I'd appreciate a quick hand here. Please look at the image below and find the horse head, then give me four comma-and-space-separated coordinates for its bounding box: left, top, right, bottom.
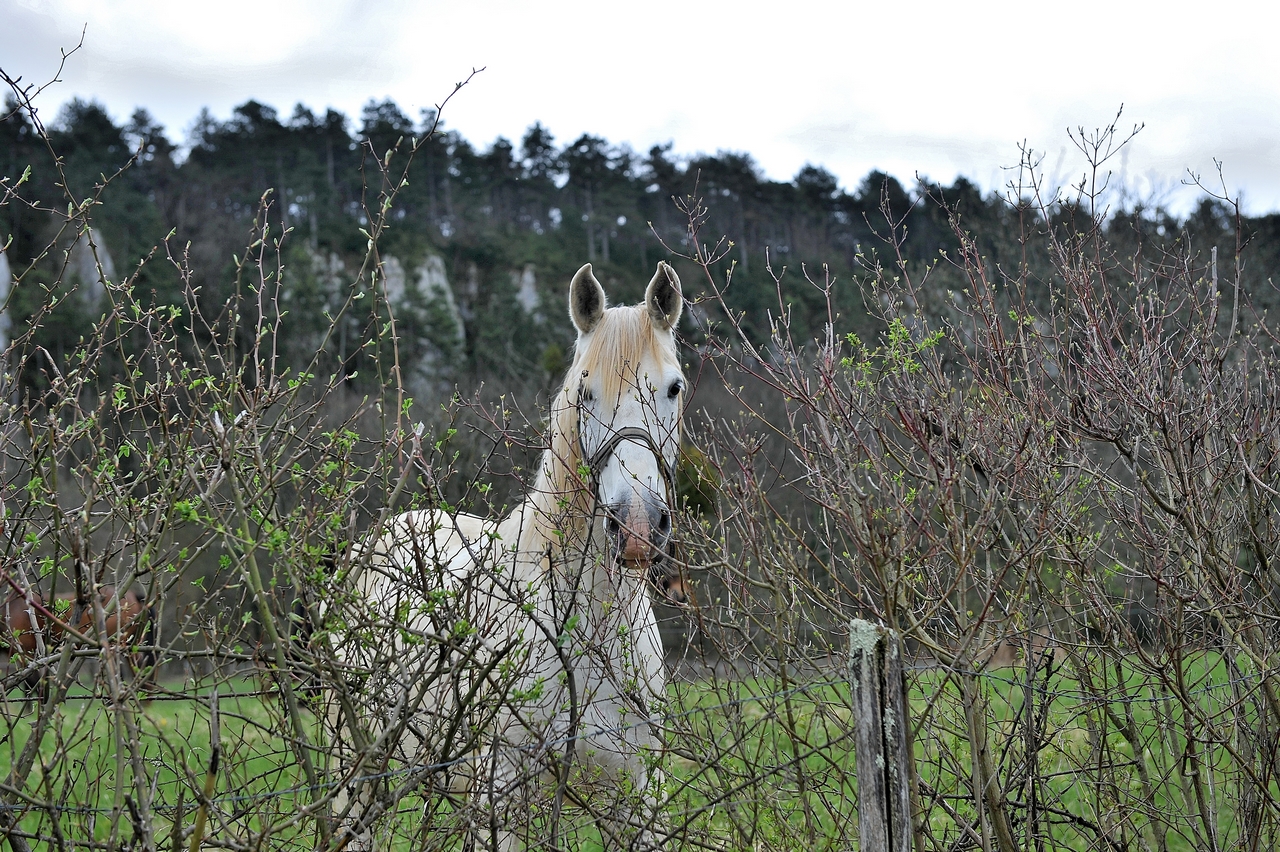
567, 261, 685, 590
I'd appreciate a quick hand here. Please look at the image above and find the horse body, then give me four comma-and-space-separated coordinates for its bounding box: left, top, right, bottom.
334, 262, 684, 849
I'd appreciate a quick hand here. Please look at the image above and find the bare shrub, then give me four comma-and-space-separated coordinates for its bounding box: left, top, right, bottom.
659, 115, 1280, 851
0, 65, 504, 849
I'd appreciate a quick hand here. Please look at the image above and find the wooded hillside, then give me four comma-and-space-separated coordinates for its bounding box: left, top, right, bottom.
6, 96, 1278, 401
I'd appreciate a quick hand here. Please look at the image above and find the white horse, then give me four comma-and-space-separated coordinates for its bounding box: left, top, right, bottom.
329, 261, 685, 850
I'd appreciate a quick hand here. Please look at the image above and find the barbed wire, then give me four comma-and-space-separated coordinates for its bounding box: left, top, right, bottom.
919, 661, 1272, 705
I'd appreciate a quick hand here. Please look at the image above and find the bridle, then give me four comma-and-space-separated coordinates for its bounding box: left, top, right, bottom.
581, 426, 678, 506
574, 378, 682, 592
575, 370, 678, 506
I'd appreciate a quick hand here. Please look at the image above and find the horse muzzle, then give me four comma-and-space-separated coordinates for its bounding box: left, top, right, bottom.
607, 507, 690, 605
605, 498, 671, 575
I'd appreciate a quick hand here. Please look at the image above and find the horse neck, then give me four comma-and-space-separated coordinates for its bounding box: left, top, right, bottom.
526, 442, 594, 566
524, 394, 592, 545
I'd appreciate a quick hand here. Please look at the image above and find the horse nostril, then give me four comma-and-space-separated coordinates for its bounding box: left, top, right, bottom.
658, 511, 671, 534
607, 516, 621, 537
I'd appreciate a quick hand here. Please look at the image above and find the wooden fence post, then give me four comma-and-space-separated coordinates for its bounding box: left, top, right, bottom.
849, 619, 912, 852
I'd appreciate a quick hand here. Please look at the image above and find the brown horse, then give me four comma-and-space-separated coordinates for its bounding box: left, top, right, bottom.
0, 584, 157, 694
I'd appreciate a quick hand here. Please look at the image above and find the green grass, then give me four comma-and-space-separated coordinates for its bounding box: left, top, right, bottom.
1, 677, 316, 848
908, 651, 1274, 852
1, 653, 1275, 850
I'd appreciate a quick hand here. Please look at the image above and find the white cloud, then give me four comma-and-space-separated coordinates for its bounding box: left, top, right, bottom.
3, 0, 1279, 213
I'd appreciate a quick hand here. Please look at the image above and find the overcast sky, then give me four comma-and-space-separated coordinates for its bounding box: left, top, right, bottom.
4, 0, 1280, 216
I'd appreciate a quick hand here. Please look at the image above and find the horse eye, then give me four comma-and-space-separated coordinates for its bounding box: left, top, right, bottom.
581, 388, 594, 403
667, 379, 684, 399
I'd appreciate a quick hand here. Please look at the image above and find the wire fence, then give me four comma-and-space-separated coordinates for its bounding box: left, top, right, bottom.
2, 675, 851, 816
7, 630, 1276, 851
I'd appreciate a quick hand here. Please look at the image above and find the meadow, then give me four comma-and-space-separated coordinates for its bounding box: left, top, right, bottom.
1, 648, 1265, 850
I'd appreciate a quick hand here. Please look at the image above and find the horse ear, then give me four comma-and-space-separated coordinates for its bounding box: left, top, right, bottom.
645, 261, 683, 331
570, 263, 607, 334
